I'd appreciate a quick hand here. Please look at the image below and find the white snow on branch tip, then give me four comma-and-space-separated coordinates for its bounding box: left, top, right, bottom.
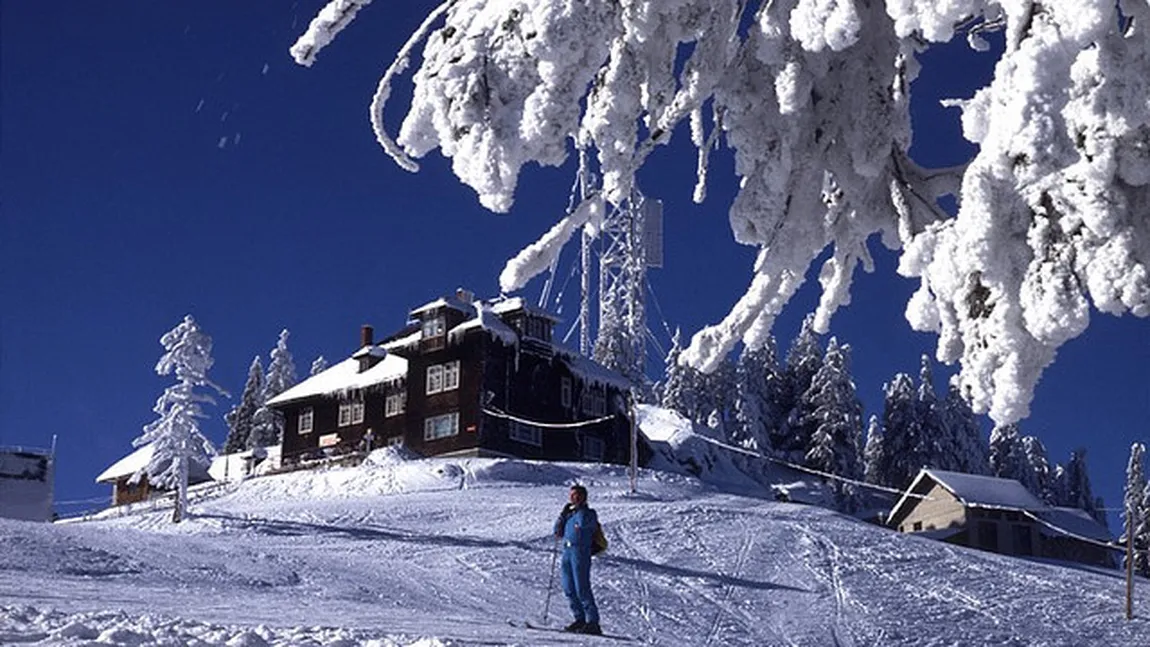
290, 0, 373, 67
499, 195, 604, 294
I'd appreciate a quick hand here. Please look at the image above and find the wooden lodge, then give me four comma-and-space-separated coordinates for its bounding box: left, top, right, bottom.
887, 469, 1115, 568
95, 444, 211, 507
267, 290, 635, 466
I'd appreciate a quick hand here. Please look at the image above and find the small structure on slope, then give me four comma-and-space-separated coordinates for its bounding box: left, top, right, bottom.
0, 445, 54, 521
888, 468, 1114, 568
267, 290, 636, 466
96, 444, 211, 507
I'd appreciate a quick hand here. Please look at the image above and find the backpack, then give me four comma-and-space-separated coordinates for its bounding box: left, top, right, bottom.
591, 522, 608, 556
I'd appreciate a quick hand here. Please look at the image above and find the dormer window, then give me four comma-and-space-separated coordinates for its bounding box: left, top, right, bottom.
422, 316, 445, 339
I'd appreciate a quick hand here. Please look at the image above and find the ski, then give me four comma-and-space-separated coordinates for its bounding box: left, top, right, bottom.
508, 620, 634, 642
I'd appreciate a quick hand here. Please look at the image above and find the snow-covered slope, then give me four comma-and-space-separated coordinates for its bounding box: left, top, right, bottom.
3, 448, 1148, 646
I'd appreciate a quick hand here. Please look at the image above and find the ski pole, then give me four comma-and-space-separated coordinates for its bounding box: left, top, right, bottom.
542, 536, 560, 622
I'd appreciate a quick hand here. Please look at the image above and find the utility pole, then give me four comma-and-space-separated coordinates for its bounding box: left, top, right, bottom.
1128, 498, 1135, 621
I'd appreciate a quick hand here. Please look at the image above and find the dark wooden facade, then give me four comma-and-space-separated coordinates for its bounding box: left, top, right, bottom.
273, 294, 632, 466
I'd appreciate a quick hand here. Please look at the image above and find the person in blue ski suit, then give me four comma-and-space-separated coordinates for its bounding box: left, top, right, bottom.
553, 484, 601, 635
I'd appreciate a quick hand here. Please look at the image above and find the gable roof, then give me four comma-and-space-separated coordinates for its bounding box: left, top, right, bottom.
96, 444, 154, 483
266, 351, 407, 406
96, 444, 210, 484
888, 468, 1046, 524
1035, 507, 1113, 543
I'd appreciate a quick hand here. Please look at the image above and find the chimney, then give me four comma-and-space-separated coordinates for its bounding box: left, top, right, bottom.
360, 324, 374, 348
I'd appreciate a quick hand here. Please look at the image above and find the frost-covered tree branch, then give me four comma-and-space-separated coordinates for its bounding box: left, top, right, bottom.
292, 0, 1150, 425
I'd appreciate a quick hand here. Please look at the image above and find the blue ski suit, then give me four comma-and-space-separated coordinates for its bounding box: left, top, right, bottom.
554, 504, 600, 625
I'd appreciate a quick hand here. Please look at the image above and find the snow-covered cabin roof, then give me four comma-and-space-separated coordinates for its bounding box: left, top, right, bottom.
553, 346, 633, 389
1036, 507, 1113, 543
266, 352, 407, 406
382, 330, 421, 350
490, 296, 561, 322
409, 295, 474, 316
889, 469, 1046, 523
96, 444, 154, 483
449, 301, 519, 346
351, 345, 387, 359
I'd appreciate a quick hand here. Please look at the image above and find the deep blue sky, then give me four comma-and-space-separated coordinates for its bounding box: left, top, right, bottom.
2, 2, 1146, 523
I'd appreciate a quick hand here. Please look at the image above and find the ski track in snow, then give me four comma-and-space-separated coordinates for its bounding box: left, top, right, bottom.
3, 453, 1150, 645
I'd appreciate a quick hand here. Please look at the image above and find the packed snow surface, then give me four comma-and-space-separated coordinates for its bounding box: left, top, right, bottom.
5, 450, 1150, 645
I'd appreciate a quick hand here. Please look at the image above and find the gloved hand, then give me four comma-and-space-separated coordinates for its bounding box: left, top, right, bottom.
560, 503, 573, 517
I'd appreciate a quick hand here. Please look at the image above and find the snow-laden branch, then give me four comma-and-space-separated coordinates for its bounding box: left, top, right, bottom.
292, 0, 1150, 424
499, 195, 605, 294
290, 0, 374, 67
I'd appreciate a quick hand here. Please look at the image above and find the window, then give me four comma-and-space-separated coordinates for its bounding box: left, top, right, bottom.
385, 392, 406, 417
581, 391, 593, 415
426, 365, 443, 394
443, 360, 460, 391
912, 521, 923, 532
298, 407, 314, 434
424, 412, 460, 441
593, 392, 606, 416
422, 316, 445, 339
582, 436, 605, 461
560, 378, 572, 408
426, 361, 460, 395
509, 421, 542, 447
338, 402, 363, 426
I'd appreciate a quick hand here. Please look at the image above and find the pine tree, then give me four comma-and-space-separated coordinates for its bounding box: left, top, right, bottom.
659, 328, 699, 419
915, 355, 945, 471
776, 314, 822, 455
878, 373, 921, 490
133, 315, 227, 523
310, 355, 329, 376
697, 355, 737, 432
1061, 449, 1103, 523
1139, 481, 1150, 578
802, 338, 863, 511
223, 356, 264, 455
1019, 435, 1053, 502
939, 381, 988, 475
250, 329, 297, 448
732, 342, 777, 452
863, 416, 884, 485
988, 423, 1028, 483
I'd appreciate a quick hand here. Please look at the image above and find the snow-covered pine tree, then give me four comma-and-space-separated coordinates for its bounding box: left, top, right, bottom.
1123, 444, 1147, 576
696, 354, 737, 431
878, 373, 921, 490
1019, 435, 1054, 503
863, 415, 884, 486
940, 381, 989, 475
732, 342, 778, 452
223, 356, 264, 455
250, 329, 298, 448
988, 423, 1028, 483
802, 338, 863, 511
294, 1, 1150, 429
776, 314, 823, 455
133, 315, 227, 523
310, 355, 329, 376
1139, 481, 1150, 578
1060, 449, 1103, 524
659, 328, 699, 420
915, 355, 945, 473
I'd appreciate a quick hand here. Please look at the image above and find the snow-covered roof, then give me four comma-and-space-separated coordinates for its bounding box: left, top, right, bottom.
382, 330, 421, 350
490, 296, 561, 322
96, 444, 154, 483
266, 353, 407, 406
888, 469, 1046, 523
449, 301, 519, 346
1037, 507, 1113, 543
409, 295, 474, 316
351, 345, 387, 359
554, 346, 633, 389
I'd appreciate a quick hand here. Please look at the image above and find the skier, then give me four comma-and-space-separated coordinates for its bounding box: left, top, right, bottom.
553, 484, 602, 635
